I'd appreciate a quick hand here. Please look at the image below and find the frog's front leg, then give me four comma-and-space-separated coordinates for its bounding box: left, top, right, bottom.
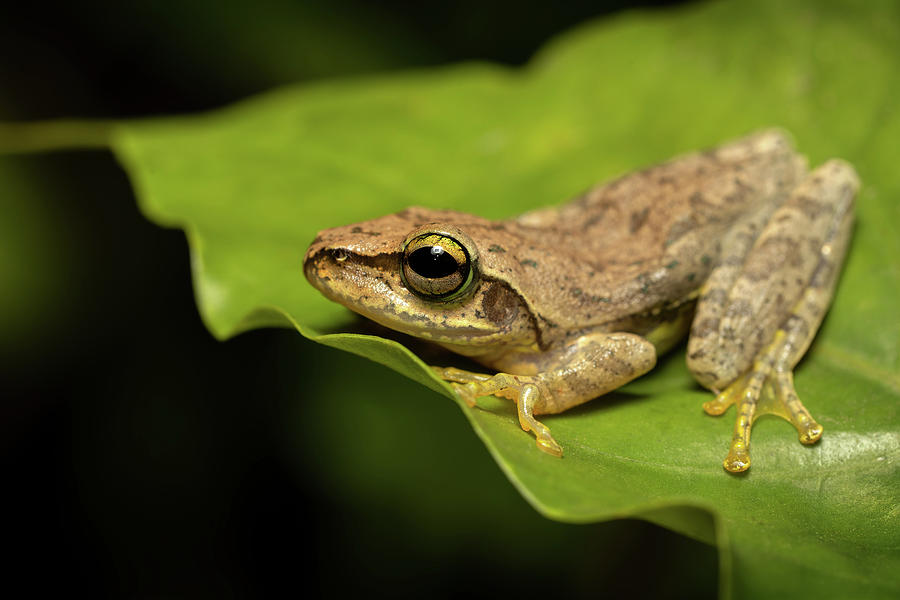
435, 332, 657, 457
687, 160, 858, 472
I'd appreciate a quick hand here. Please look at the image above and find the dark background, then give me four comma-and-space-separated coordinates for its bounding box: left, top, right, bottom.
1, 1, 717, 597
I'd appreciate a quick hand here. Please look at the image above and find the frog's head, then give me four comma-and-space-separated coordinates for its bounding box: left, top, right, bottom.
303, 207, 537, 348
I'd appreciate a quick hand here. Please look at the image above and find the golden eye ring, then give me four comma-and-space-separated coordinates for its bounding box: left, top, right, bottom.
401, 230, 476, 300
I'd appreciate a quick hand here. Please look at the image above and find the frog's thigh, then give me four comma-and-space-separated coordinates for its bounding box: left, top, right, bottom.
687, 160, 858, 471
433, 332, 656, 457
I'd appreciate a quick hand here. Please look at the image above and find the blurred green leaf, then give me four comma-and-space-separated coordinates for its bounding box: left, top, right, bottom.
0, 157, 77, 359
108, 0, 899, 598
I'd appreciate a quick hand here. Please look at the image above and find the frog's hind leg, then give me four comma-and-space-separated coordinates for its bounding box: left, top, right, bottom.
687, 160, 858, 472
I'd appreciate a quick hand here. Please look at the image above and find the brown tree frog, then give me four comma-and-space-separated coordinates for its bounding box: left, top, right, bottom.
303, 130, 858, 472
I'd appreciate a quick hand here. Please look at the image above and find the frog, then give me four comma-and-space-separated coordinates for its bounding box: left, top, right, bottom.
303, 130, 858, 472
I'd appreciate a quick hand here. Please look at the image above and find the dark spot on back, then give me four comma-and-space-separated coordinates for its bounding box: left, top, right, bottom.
350, 226, 382, 237
665, 215, 698, 247
630, 207, 650, 233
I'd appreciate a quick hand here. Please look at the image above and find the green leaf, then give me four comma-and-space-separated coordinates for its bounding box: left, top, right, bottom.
108, 0, 899, 598
0, 157, 80, 359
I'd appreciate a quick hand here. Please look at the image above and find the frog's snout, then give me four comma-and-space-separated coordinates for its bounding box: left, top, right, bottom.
302, 227, 367, 276
303, 232, 326, 264
302, 235, 370, 298
302, 235, 332, 288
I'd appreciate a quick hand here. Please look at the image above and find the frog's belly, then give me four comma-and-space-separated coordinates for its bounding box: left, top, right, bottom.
597, 295, 698, 355
634, 299, 696, 354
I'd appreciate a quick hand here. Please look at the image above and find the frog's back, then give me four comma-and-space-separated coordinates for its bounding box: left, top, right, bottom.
512, 130, 805, 269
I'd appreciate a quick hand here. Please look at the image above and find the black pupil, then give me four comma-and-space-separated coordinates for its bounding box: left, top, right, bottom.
408, 245, 461, 279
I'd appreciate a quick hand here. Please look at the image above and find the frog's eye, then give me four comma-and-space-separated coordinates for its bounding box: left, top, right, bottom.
401, 233, 474, 300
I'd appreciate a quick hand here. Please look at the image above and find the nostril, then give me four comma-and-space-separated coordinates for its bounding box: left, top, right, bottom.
332, 248, 349, 262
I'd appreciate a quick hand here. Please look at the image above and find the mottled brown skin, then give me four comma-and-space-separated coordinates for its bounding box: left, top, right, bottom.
304, 130, 858, 471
